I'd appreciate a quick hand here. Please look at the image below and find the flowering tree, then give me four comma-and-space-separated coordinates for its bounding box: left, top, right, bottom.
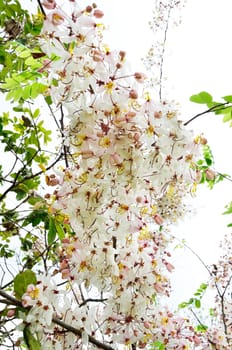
0, 0, 231, 349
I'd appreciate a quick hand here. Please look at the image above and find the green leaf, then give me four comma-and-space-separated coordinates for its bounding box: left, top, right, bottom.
195, 299, 201, 308
44, 95, 52, 105
178, 302, 189, 309
150, 341, 165, 350
23, 209, 48, 227
223, 95, 232, 103
33, 108, 40, 119
223, 202, 232, 215
48, 216, 56, 245
14, 270, 37, 299
190, 91, 212, 104
15, 190, 27, 200
199, 283, 208, 290
22, 85, 31, 100
195, 324, 208, 332
23, 326, 41, 350
222, 111, 232, 123
55, 221, 65, 241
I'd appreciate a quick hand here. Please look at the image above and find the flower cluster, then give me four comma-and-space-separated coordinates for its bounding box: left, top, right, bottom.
21, 0, 211, 348
21, 275, 65, 350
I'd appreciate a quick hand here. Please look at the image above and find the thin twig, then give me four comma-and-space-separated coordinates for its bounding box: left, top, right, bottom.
0, 152, 62, 202
159, 4, 172, 101
60, 104, 69, 168
184, 103, 229, 126
37, 0, 46, 17
79, 298, 108, 307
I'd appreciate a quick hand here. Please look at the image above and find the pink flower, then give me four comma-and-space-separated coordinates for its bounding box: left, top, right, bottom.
42, 0, 56, 10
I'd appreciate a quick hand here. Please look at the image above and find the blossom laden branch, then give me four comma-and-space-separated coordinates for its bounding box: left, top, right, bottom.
0, 289, 114, 350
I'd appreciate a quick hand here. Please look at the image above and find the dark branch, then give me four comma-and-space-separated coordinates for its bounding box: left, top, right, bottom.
59, 104, 69, 168
0, 290, 21, 307
53, 317, 114, 350
79, 297, 108, 307
0, 152, 62, 202
183, 103, 229, 126
37, 0, 46, 17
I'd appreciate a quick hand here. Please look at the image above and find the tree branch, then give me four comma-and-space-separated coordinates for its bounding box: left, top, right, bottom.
0, 152, 62, 202
183, 103, 229, 126
37, 0, 46, 17
53, 317, 114, 350
79, 298, 108, 307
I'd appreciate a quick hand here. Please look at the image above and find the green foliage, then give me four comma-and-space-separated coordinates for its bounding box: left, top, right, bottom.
0, 106, 51, 202
190, 91, 213, 104
195, 144, 226, 189
223, 201, 232, 216
0, 242, 14, 257
150, 341, 165, 350
14, 270, 37, 299
48, 216, 57, 245
190, 91, 232, 126
222, 201, 232, 227
0, 0, 44, 86
178, 283, 208, 310
23, 325, 41, 350
195, 324, 208, 332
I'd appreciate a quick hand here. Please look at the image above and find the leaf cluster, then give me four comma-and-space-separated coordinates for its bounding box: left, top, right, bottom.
190, 91, 232, 127
178, 283, 208, 310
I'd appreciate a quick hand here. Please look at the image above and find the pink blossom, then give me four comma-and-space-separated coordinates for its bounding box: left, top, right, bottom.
42, 0, 56, 10
93, 9, 104, 18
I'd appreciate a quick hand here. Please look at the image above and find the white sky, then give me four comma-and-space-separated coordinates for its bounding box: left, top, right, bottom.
5, 0, 232, 304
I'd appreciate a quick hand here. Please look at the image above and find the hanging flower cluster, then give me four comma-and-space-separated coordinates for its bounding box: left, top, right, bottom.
19, 0, 213, 348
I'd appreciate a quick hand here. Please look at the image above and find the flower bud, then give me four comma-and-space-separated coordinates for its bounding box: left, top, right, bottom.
154, 213, 164, 225
85, 6, 92, 13
93, 9, 104, 18
129, 89, 138, 99
119, 51, 126, 61
143, 321, 151, 329
205, 168, 216, 181
154, 111, 162, 119
7, 309, 15, 318
42, 0, 56, 9
134, 72, 147, 83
